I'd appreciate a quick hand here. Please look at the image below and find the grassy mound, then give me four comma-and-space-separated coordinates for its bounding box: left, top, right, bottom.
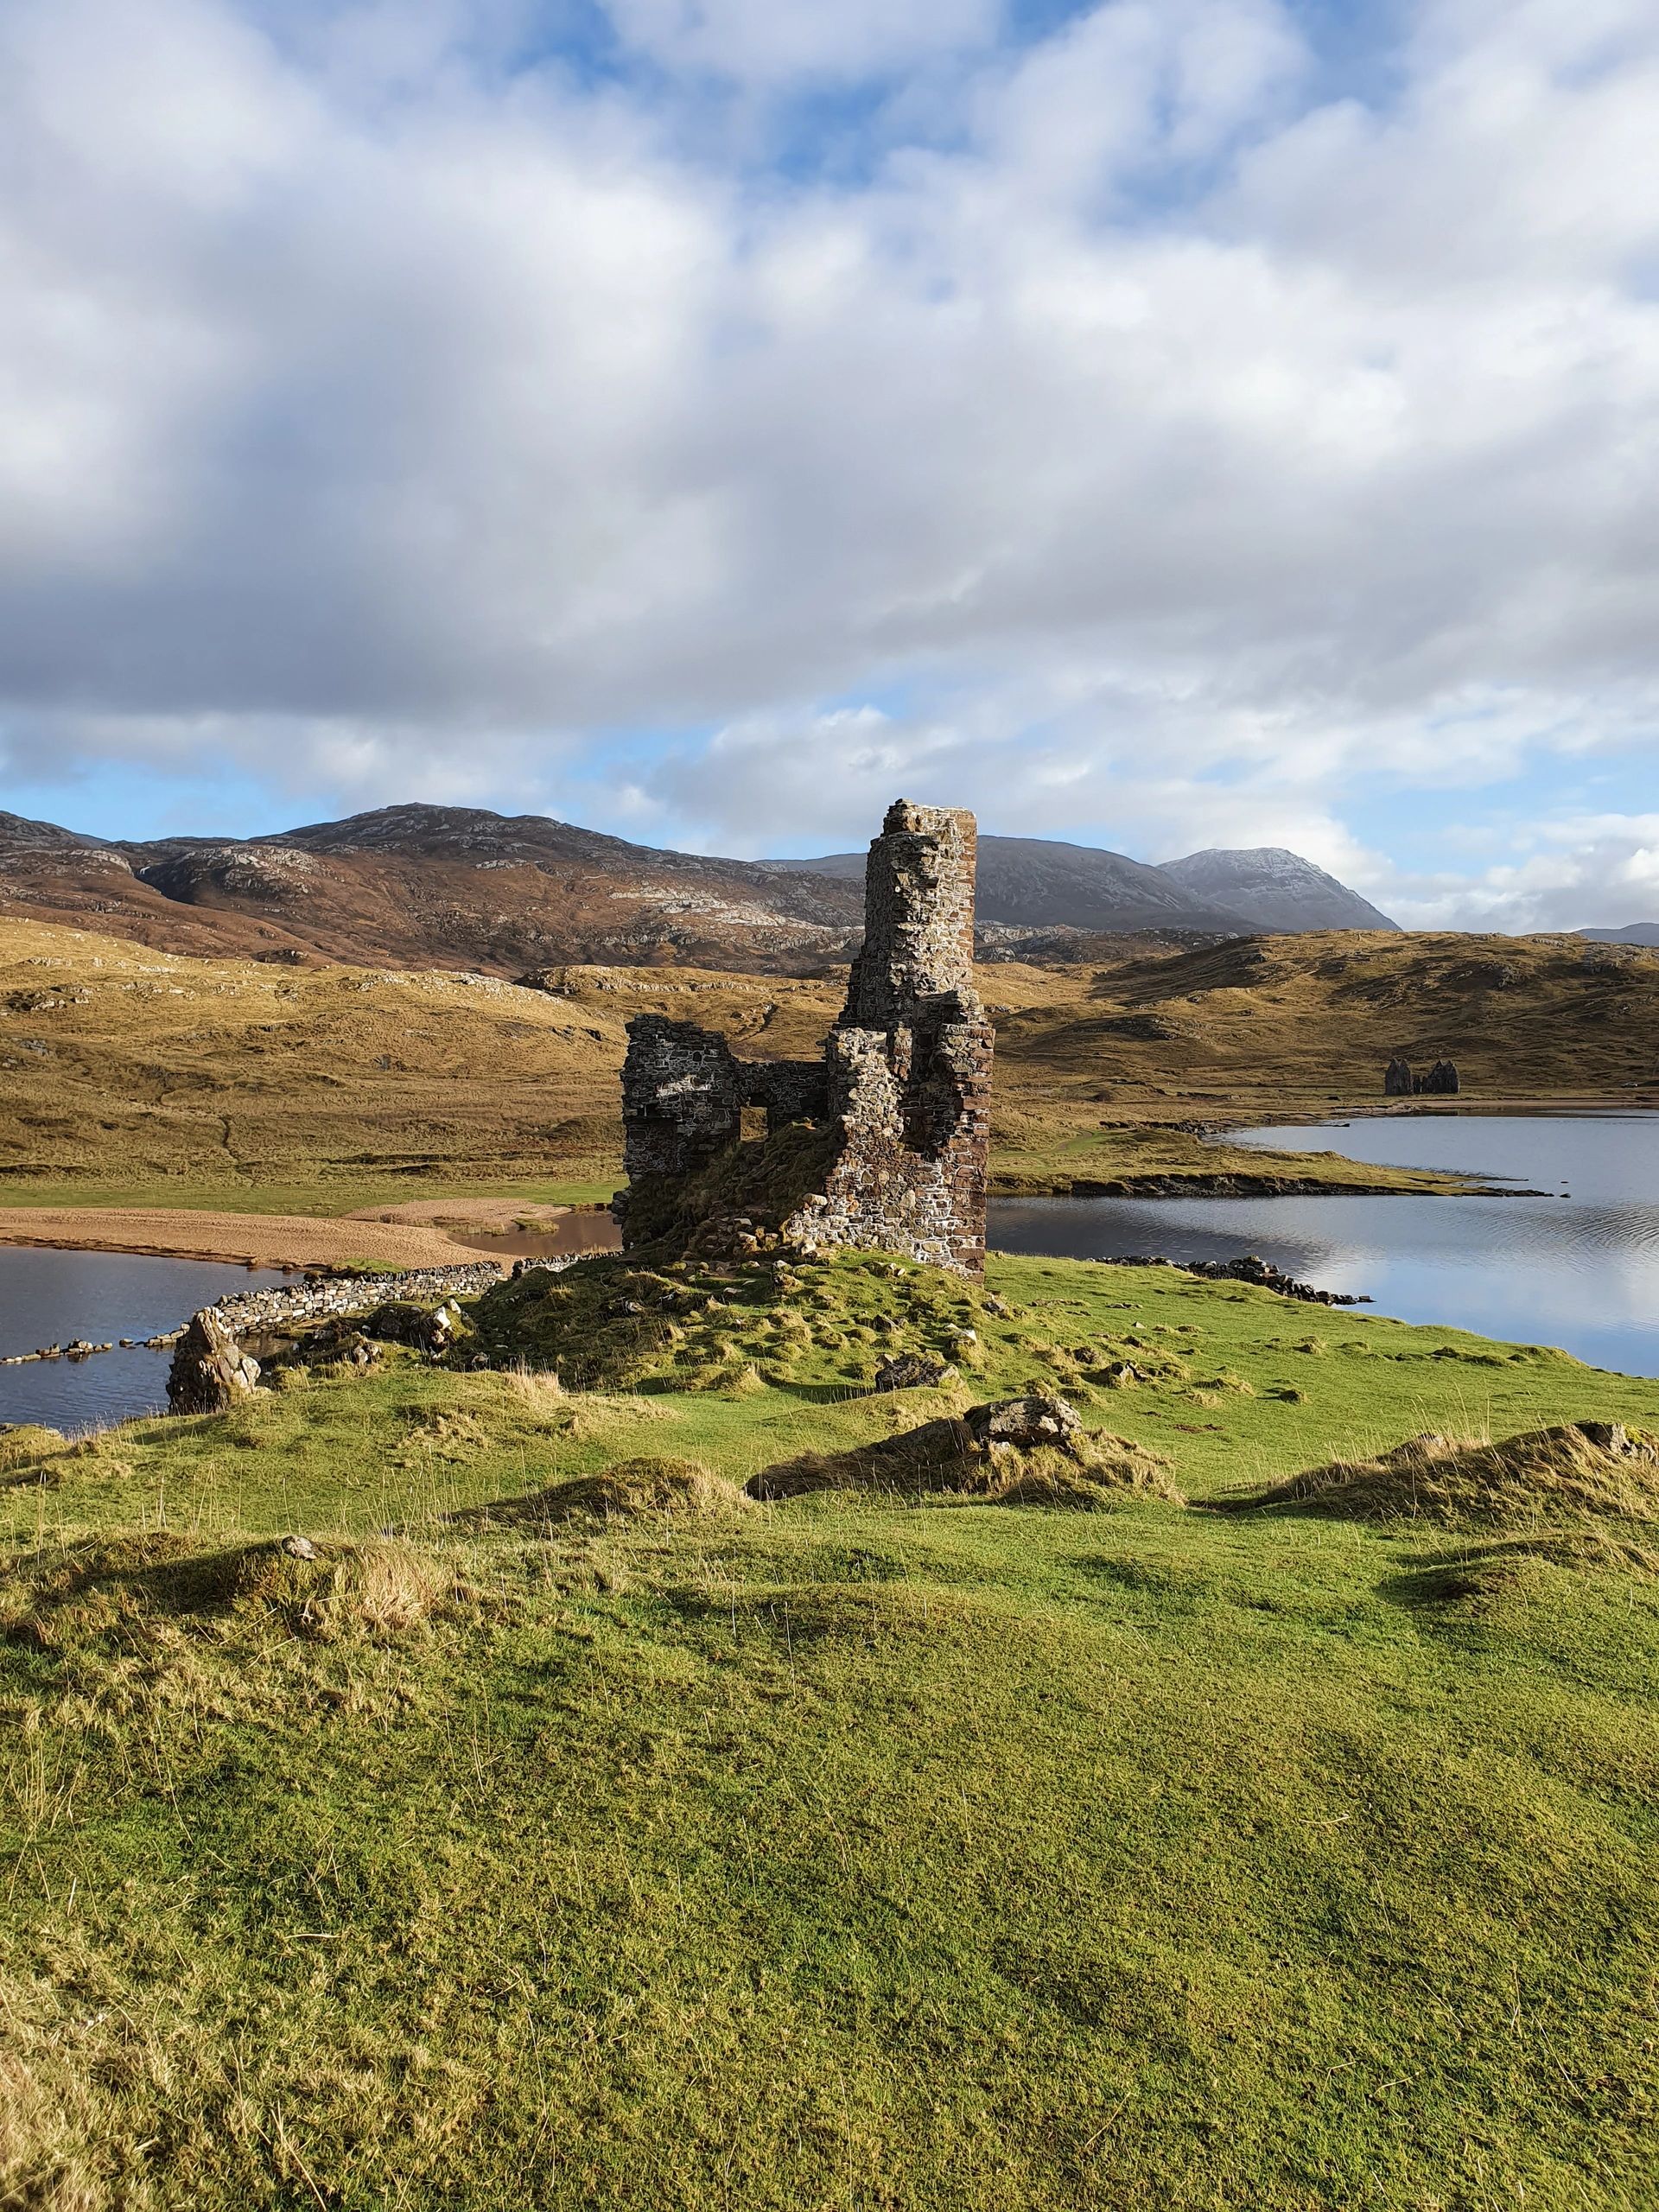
564, 1455, 749, 1517
473, 1246, 997, 1395
749, 1409, 1181, 1507
446, 1456, 748, 1532
1, 1529, 463, 1649
1248, 1421, 1659, 1532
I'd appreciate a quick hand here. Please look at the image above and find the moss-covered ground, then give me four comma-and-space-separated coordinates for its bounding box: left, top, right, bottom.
3, 1251, 1656, 2209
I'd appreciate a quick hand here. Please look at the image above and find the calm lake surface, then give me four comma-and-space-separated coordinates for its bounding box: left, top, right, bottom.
0, 1248, 289, 1433
988, 1113, 1659, 1379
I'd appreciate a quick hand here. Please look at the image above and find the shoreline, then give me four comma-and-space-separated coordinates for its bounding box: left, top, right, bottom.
4, 1098, 1647, 1261
0, 1208, 513, 1272
994, 1171, 1524, 1198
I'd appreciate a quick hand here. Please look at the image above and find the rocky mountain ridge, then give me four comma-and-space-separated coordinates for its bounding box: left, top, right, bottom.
0, 800, 1387, 974
1154, 846, 1400, 932
773, 834, 1400, 933
1580, 923, 1659, 947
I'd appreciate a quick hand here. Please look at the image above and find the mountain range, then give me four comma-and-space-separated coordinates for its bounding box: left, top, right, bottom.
770, 838, 1399, 936
0, 802, 1399, 975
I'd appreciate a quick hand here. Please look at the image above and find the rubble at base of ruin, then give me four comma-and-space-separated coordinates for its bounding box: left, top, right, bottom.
616, 801, 993, 1277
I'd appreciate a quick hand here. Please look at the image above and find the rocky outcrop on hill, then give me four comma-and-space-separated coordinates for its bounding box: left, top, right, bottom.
167, 1306, 264, 1413
0, 802, 1401, 976
1106, 1254, 1367, 1304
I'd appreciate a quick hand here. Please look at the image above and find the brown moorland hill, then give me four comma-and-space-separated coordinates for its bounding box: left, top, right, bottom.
0, 804, 866, 975
0, 920, 632, 1190
0, 803, 1387, 976
3, 920, 1654, 1205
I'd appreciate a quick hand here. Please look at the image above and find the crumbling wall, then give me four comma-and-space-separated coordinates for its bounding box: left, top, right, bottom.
619, 1017, 829, 1180
619, 1017, 744, 1181
842, 801, 977, 1029
616, 800, 994, 1278
786, 994, 992, 1274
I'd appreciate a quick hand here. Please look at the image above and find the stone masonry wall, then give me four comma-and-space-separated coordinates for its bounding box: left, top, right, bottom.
787, 997, 993, 1274
619, 1018, 830, 1185
620, 1016, 745, 1182
842, 801, 978, 1029
617, 799, 994, 1279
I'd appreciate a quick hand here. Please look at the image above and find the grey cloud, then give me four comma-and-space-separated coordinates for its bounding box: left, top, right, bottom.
2, 0, 1658, 921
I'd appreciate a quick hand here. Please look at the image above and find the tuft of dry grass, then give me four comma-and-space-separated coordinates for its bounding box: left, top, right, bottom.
497, 1363, 565, 1415
0, 1426, 68, 1474
315, 1540, 454, 1636
0, 2032, 110, 2212
1245, 1421, 1659, 1533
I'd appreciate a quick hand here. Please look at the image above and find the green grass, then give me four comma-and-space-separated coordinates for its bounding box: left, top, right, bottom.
3, 1254, 1656, 2209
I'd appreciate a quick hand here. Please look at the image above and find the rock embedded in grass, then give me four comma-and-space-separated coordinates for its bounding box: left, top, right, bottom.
750, 1390, 1182, 1508
964, 1394, 1082, 1453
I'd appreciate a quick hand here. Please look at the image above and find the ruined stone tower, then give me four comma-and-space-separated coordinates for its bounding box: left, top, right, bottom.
617, 800, 993, 1276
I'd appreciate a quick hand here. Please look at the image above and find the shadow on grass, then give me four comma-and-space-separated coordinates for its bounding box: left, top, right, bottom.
756, 1377, 867, 1405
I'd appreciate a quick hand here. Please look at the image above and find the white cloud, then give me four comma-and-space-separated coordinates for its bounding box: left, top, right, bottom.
1380, 812, 1659, 932
1, 0, 1658, 926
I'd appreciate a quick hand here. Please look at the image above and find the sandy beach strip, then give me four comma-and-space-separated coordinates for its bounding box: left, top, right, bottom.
0, 1208, 503, 1271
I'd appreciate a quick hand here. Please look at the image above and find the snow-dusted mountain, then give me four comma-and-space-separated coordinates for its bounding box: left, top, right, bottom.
768, 835, 1247, 932
1155, 847, 1400, 933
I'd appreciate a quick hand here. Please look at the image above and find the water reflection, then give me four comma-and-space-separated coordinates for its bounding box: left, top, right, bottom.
0, 1247, 290, 1431
988, 1114, 1659, 1378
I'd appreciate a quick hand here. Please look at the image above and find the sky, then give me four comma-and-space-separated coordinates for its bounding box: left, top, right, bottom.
2, 0, 1657, 930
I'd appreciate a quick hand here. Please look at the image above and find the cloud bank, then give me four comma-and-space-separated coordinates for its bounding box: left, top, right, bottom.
2, 0, 1657, 925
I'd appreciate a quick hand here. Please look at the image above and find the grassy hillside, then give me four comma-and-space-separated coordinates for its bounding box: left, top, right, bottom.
3, 1251, 1656, 2209
3, 920, 1657, 1208
0, 921, 631, 1195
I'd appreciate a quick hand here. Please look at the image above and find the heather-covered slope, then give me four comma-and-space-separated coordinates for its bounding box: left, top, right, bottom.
0, 804, 865, 975
0, 805, 1400, 973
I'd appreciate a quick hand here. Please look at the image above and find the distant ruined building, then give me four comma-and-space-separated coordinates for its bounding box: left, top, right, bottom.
617, 802, 994, 1277
1385, 1054, 1460, 1097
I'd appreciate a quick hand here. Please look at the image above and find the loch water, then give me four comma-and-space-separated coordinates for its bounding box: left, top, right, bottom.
988, 1112, 1659, 1380
0, 1247, 290, 1433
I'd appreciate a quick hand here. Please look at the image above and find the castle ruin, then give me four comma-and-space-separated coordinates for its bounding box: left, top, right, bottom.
616, 802, 993, 1276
